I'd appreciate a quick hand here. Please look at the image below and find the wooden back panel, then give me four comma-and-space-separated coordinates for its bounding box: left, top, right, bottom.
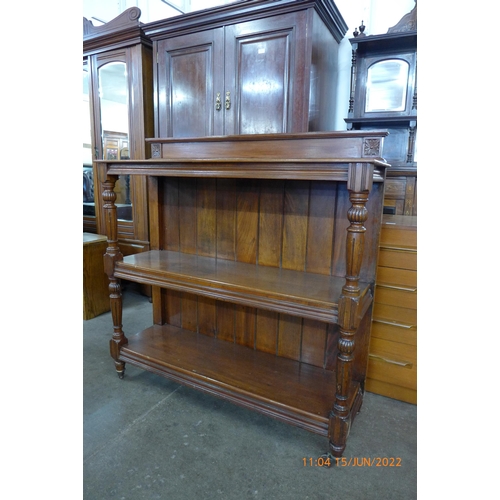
154, 176, 383, 370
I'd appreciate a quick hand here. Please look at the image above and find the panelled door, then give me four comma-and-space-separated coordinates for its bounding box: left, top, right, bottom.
156, 11, 308, 137
224, 11, 307, 135
157, 28, 225, 138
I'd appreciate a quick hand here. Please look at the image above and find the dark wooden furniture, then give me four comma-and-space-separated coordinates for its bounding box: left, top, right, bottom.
83, 167, 95, 225
83, 7, 154, 255
344, 9, 418, 403
83, 0, 348, 244
383, 173, 417, 216
368, 215, 417, 404
83, 233, 110, 320
345, 20, 417, 216
99, 131, 389, 458
144, 0, 348, 137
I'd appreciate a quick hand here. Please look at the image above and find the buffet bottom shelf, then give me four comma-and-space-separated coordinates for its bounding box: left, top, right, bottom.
119, 324, 361, 436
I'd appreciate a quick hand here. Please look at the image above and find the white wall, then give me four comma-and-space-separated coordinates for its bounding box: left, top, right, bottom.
333, 0, 416, 129
83, 0, 235, 24
83, 0, 416, 129
83, 0, 415, 29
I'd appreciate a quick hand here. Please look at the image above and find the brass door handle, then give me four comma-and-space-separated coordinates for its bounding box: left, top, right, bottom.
225, 91, 231, 110
215, 92, 222, 111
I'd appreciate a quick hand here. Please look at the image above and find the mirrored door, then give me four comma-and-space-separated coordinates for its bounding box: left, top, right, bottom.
83, 60, 95, 221
97, 60, 132, 221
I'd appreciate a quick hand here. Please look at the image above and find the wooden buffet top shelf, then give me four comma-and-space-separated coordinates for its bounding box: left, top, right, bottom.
120, 323, 360, 435
101, 158, 389, 182
96, 130, 390, 181
114, 250, 372, 323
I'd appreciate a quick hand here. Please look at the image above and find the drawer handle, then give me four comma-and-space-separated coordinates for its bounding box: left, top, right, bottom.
379, 245, 416, 253
377, 284, 417, 292
369, 354, 413, 368
373, 318, 416, 329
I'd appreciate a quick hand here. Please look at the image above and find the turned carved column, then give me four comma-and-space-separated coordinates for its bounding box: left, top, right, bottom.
102, 175, 128, 378
347, 48, 357, 117
329, 162, 373, 457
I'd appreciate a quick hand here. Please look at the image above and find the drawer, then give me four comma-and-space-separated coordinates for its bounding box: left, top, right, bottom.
377, 267, 416, 288
380, 227, 416, 248
373, 303, 417, 327
380, 218, 417, 248
367, 357, 416, 391
371, 319, 417, 346
365, 379, 417, 404
378, 247, 416, 270
384, 178, 407, 199
375, 284, 417, 310
367, 338, 417, 391
369, 337, 416, 367
382, 199, 404, 214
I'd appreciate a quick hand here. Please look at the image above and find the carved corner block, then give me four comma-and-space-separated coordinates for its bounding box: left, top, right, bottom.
103, 252, 123, 277
151, 143, 161, 158
109, 336, 126, 359
348, 162, 374, 193
363, 138, 382, 158
338, 295, 361, 331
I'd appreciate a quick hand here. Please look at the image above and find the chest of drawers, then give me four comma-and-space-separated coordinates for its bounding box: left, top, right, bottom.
367, 215, 417, 404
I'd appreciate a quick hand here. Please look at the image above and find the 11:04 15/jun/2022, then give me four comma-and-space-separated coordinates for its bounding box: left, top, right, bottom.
302, 457, 402, 467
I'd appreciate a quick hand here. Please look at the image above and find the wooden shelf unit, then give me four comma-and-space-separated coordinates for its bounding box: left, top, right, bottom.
114, 250, 372, 324
120, 324, 356, 436
99, 131, 389, 457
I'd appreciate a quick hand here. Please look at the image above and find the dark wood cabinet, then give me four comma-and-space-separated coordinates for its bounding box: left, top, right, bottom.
345, 19, 417, 216
383, 174, 417, 216
83, 7, 154, 255
99, 131, 389, 458
147, 0, 348, 137
343, 6, 418, 404
83, 1, 348, 245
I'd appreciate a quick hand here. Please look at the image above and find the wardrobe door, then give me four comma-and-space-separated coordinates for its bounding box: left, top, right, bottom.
90, 52, 135, 237
224, 11, 308, 135
83, 58, 96, 233
157, 28, 225, 138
